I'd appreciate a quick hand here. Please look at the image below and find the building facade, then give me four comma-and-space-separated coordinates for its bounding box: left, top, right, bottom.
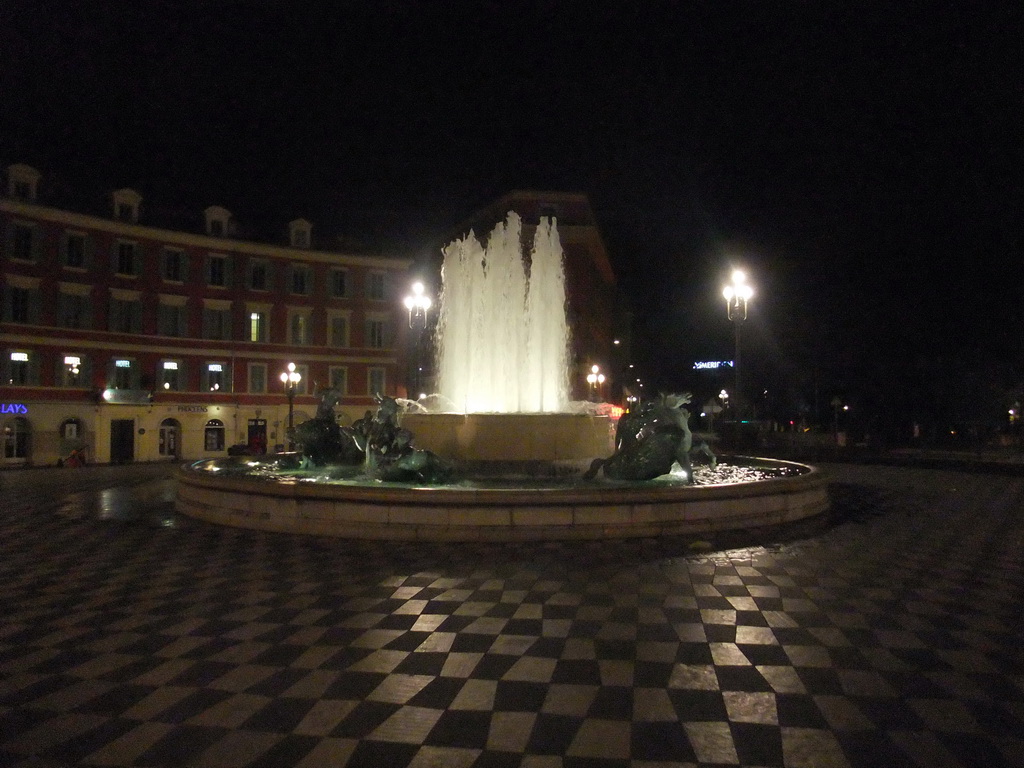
0, 164, 412, 466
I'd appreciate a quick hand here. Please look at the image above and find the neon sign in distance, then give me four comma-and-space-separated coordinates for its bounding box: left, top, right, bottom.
693, 361, 733, 370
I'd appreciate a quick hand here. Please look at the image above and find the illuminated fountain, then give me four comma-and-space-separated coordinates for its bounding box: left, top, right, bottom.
176, 213, 828, 540
401, 213, 610, 474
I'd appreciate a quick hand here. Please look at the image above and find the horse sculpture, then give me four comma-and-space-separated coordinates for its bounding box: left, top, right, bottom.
584, 393, 715, 482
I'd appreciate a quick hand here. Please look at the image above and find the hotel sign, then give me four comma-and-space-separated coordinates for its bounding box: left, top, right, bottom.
692, 361, 734, 370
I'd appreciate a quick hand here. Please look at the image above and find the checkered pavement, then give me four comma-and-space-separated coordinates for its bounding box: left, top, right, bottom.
0, 463, 1022, 766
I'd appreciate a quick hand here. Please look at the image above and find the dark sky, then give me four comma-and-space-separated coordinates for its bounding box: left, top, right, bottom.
2, 1, 1022, 420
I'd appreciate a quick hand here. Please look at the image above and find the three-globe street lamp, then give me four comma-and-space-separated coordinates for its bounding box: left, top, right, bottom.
722, 269, 753, 422
586, 365, 606, 402
279, 362, 301, 450
403, 282, 433, 398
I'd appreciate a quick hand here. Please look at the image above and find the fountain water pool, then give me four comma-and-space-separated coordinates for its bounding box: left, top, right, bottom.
176, 456, 828, 541
175, 211, 829, 540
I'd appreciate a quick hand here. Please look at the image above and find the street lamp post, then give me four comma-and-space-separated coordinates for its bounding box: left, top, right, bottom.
722, 269, 754, 422
279, 362, 301, 451
403, 282, 432, 399
586, 364, 606, 402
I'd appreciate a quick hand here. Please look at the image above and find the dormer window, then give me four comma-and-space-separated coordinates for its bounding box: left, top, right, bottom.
112, 188, 142, 223
204, 206, 232, 237
6, 164, 41, 201
289, 219, 312, 249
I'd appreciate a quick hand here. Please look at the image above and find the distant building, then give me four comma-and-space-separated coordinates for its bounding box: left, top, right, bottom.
0, 164, 412, 466
431, 190, 628, 404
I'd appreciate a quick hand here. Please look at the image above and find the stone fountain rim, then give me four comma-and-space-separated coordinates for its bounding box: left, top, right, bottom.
178, 455, 824, 506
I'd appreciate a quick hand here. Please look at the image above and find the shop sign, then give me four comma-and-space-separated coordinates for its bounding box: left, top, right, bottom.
1, 403, 29, 414
177, 405, 209, 413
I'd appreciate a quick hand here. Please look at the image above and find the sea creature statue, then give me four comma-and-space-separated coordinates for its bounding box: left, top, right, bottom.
291, 391, 452, 483
584, 393, 716, 482
289, 387, 364, 466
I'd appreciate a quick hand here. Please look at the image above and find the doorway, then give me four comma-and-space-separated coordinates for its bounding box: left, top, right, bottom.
3, 417, 30, 463
159, 418, 180, 459
110, 419, 135, 464
247, 418, 268, 454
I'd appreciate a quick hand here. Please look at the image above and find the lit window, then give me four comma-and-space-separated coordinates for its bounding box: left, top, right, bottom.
161, 360, 182, 391
203, 362, 229, 392
63, 355, 85, 387
249, 311, 267, 342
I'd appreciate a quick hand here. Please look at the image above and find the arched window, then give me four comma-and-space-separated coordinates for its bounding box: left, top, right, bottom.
204, 419, 225, 452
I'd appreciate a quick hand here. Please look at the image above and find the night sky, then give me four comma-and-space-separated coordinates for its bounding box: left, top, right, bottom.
2, 2, 1021, 435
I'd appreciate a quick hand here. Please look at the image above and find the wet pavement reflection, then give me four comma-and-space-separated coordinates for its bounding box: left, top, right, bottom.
0, 462, 1021, 767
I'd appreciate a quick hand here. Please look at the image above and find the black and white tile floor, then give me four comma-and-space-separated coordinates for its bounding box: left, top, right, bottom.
0, 462, 1021, 767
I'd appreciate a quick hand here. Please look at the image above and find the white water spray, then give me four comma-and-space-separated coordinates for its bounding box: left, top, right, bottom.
435, 212, 571, 413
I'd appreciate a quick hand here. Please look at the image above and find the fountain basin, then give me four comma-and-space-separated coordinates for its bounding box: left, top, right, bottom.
175, 457, 828, 541
399, 412, 614, 475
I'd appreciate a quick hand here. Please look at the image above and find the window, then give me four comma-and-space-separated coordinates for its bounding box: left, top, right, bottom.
112, 189, 141, 222
366, 319, 387, 349
114, 241, 138, 276
289, 263, 310, 295
58, 291, 91, 329
330, 268, 348, 298
4, 284, 39, 324
209, 220, 224, 237
248, 363, 267, 394
202, 306, 232, 340
367, 272, 386, 300
330, 314, 349, 348
158, 303, 187, 336
207, 255, 229, 287
62, 354, 88, 387
62, 232, 88, 269
248, 311, 267, 342
368, 367, 386, 396
109, 298, 142, 334
5, 350, 38, 386
204, 419, 225, 451
109, 358, 139, 390
162, 248, 186, 282
203, 362, 229, 392
11, 224, 35, 262
329, 366, 348, 394
290, 219, 311, 248
248, 259, 270, 291
160, 360, 183, 391
289, 311, 311, 345
294, 364, 309, 395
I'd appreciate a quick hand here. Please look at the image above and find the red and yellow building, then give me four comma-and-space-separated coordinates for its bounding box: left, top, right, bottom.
0, 163, 412, 465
